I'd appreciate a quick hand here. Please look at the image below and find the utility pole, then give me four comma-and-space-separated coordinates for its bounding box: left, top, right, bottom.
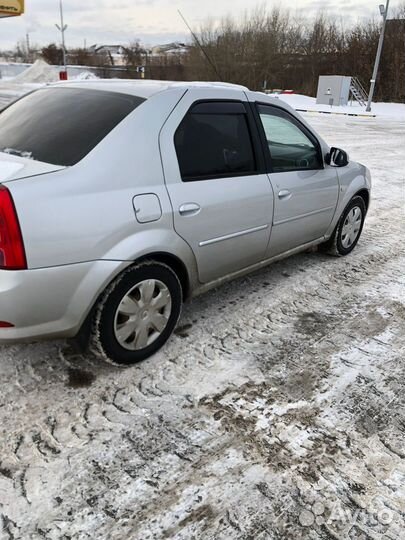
366, 0, 389, 112
25, 33, 30, 62
55, 0, 68, 71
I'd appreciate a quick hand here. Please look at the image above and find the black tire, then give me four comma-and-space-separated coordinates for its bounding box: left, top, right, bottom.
90, 261, 182, 366
320, 195, 366, 256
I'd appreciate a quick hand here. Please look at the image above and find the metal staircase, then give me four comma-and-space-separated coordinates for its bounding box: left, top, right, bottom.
350, 77, 368, 107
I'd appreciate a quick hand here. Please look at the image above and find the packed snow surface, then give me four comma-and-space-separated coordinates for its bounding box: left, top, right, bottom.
0, 89, 404, 539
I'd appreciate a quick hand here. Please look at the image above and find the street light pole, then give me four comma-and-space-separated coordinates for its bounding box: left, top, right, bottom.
366, 0, 389, 112
55, 0, 68, 71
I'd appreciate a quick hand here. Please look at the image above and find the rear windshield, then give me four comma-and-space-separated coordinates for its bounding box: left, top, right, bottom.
0, 87, 145, 166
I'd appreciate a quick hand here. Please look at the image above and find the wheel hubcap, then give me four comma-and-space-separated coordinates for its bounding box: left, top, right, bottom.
113, 279, 172, 351
341, 206, 362, 249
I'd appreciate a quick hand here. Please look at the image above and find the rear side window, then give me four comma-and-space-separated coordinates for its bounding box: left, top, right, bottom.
174, 101, 257, 181
0, 88, 145, 166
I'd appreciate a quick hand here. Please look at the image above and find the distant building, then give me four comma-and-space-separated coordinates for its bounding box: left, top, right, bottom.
88, 44, 126, 66
151, 42, 190, 57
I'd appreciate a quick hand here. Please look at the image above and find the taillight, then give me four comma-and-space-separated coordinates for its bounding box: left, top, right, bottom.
0, 185, 27, 270
0, 322, 14, 328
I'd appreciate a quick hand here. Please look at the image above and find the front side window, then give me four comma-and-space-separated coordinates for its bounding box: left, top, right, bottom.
257, 104, 322, 173
0, 87, 145, 166
174, 101, 257, 181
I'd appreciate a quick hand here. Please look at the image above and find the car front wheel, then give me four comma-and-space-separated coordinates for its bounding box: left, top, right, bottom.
90, 261, 182, 366
321, 195, 367, 256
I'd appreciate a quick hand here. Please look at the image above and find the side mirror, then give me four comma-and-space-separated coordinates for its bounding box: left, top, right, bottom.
325, 147, 349, 167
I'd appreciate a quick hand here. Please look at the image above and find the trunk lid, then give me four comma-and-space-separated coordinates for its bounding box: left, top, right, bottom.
0, 152, 64, 183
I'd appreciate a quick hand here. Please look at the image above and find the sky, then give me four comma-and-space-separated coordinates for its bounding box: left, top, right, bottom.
0, 0, 403, 50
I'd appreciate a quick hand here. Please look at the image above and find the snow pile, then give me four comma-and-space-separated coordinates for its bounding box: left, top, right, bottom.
74, 70, 99, 80
13, 60, 59, 84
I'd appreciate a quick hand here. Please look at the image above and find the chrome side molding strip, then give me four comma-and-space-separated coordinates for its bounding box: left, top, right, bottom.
199, 224, 269, 247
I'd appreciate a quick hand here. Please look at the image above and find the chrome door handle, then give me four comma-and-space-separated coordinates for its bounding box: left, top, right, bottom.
179, 203, 201, 216
278, 189, 292, 199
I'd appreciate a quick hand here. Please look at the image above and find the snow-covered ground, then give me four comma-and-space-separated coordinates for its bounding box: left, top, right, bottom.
273, 92, 405, 119
0, 88, 404, 539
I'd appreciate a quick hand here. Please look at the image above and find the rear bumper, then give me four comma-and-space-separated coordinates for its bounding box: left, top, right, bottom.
0, 260, 128, 343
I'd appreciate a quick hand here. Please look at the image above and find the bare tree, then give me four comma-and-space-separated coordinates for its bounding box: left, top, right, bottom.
123, 41, 143, 68
183, 4, 404, 102
41, 43, 64, 65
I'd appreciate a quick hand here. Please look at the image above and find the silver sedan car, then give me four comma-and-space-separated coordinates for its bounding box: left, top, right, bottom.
0, 81, 371, 365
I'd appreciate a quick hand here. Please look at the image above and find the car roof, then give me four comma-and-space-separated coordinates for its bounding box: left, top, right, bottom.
44, 79, 301, 127
47, 79, 250, 99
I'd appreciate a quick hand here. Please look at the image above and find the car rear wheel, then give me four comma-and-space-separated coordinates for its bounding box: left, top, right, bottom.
321, 195, 366, 256
90, 261, 182, 366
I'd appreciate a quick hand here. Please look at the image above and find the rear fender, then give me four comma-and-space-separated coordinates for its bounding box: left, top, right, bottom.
100, 228, 200, 291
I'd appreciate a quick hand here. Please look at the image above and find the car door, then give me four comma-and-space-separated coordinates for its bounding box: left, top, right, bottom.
159, 89, 274, 284
253, 102, 339, 257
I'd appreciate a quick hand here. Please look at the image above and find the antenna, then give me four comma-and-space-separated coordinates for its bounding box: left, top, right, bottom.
177, 10, 223, 81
